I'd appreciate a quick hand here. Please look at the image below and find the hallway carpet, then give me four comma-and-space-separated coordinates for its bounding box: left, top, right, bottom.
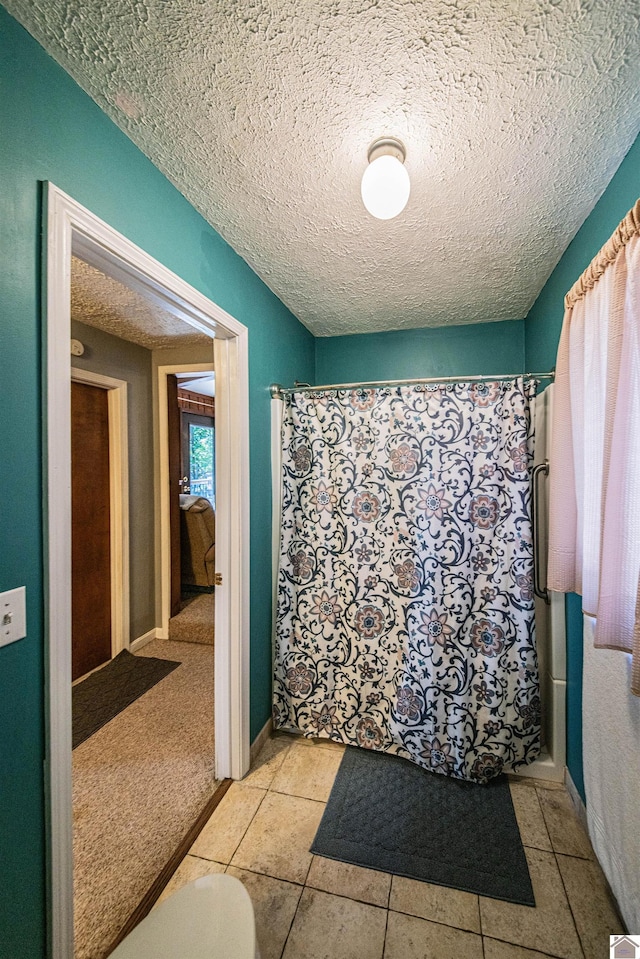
169, 592, 214, 645
73, 639, 217, 959
72, 650, 180, 749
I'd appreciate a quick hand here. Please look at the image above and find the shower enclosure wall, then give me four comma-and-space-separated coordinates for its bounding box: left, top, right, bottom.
519, 384, 566, 782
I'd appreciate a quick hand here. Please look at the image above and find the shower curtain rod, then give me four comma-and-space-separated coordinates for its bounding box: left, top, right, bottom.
270, 370, 555, 399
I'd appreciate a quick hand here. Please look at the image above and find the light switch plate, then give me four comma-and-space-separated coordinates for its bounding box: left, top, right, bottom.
0, 587, 26, 648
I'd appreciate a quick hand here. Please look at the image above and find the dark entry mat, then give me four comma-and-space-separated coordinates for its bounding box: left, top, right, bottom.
72, 649, 180, 749
311, 746, 535, 905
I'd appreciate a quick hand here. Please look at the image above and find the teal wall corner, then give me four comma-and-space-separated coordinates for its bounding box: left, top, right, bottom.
524, 129, 640, 802
525, 132, 640, 373
315, 319, 526, 385
0, 8, 312, 955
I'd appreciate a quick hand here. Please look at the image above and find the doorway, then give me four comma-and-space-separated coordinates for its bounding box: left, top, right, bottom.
158, 365, 218, 640
176, 371, 216, 504
69, 264, 222, 956
166, 369, 217, 647
45, 184, 250, 959
166, 372, 217, 621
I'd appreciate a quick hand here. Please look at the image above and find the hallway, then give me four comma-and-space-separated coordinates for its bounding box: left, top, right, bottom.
73, 640, 216, 958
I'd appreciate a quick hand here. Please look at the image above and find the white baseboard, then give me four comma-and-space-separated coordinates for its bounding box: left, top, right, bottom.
513, 749, 565, 783
129, 628, 157, 653
250, 716, 273, 767
564, 767, 589, 834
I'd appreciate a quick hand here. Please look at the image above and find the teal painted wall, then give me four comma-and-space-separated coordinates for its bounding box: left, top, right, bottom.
315, 319, 525, 385
0, 9, 313, 956
564, 593, 585, 800
525, 131, 640, 802
2, 0, 638, 950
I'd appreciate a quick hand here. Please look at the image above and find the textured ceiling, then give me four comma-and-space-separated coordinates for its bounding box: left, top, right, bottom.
10, 1, 640, 336
71, 256, 212, 349
176, 373, 215, 397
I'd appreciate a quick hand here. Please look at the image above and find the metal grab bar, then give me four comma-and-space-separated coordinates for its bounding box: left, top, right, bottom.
531, 460, 550, 604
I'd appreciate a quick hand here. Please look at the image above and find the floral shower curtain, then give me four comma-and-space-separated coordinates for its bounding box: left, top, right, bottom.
273, 379, 540, 783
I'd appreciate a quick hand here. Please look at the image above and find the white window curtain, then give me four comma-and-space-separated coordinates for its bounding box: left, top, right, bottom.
549, 201, 640, 931
548, 198, 640, 694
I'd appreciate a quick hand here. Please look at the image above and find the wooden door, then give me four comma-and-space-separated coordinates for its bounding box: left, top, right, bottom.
71, 382, 111, 680
167, 374, 182, 618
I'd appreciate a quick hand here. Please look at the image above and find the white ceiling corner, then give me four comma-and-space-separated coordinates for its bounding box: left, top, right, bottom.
9, 0, 640, 337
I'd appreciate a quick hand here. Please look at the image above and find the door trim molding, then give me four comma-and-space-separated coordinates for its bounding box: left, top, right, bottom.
44, 183, 251, 959
71, 368, 130, 659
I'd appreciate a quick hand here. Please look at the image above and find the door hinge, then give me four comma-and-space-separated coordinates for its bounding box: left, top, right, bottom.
214, 573, 223, 586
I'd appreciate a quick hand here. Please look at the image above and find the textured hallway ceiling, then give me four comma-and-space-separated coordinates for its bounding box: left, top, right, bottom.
7, 1, 640, 336
71, 257, 212, 349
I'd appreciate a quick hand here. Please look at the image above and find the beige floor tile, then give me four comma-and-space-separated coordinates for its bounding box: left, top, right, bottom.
189, 783, 266, 864
556, 854, 625, 959
384, 911, 483, 959
241, 736, 292, 789
271, 741, 344, 801
484, 938, 559, 959
271, 730, 299, 746
537, 788, 594, 859
508, 774, 564, 791
282, 887, 386, 959
480, 847, 583, 959
226, 866, 302, 959
389, 875, 480, 933
231, 791, 325, 884
306, 855, 391, 907
509, 782, 553, 851
157, 855, 225, 903
286, 733, 347, 752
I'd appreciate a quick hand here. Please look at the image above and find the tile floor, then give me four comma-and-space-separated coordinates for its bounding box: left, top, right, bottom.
160, 734, 624, 959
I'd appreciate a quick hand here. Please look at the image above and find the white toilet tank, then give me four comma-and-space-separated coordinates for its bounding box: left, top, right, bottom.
110, 873, 257, 959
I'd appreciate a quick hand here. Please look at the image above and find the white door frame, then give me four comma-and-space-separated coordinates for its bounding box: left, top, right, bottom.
70, 368, 130, 660
44, 183, 250, 959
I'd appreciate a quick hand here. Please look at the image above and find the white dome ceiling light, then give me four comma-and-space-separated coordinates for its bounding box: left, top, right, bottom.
361, 137, 410, 221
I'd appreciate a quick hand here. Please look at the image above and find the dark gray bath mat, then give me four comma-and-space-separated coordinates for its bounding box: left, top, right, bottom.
73, 649, 180, 749
311, 746, 535, 905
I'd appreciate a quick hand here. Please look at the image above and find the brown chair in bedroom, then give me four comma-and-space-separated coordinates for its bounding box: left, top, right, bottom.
179, 494, 215, 589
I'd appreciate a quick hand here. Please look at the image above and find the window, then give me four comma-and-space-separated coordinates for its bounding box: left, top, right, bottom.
181, 411, 215, 507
